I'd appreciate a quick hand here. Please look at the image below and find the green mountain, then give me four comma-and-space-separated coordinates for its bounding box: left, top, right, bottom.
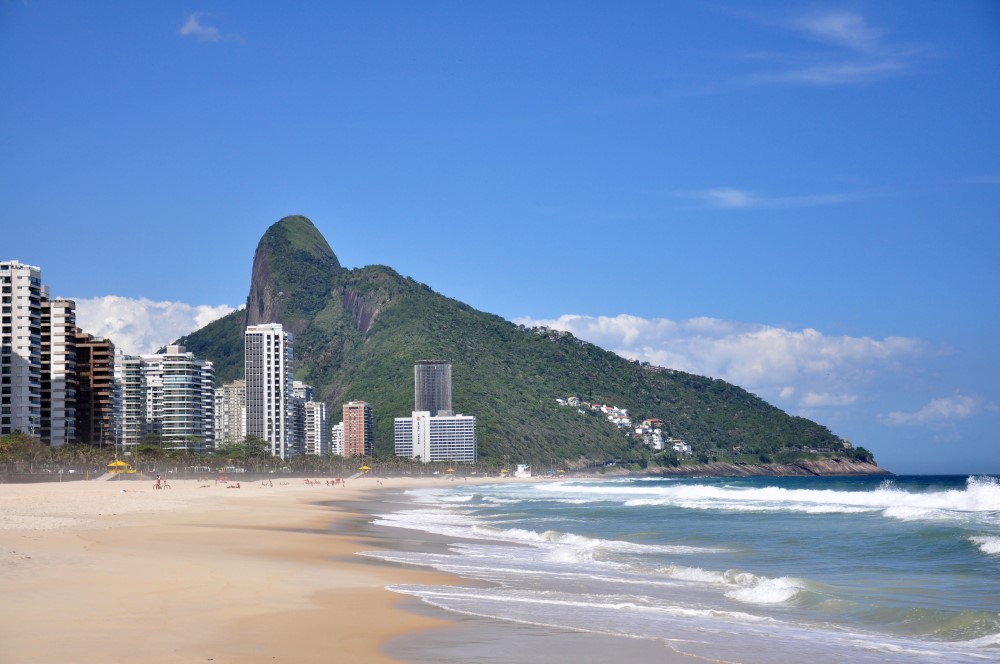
176, 215, 881, 471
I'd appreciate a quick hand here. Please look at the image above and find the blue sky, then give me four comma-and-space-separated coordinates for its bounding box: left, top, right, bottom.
2, 1, 998, 474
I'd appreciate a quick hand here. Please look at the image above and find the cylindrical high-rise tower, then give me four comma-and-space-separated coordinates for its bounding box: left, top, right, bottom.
414, 360, 452, 416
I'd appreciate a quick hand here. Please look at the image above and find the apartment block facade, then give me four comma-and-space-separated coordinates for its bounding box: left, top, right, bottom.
1, 261, 42, 437
114, 352, 146, 448
342, 400, 373, 457
40, 297, 77, 446
215, 379, 246, 447
74, 330, 115, 446
245, 324, 292, 458
303, 400, 328, 455
141, 345, 215, 450
330, 421, 344, 457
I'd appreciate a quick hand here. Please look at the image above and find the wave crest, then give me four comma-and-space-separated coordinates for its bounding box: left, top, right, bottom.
657, 565, 806, 604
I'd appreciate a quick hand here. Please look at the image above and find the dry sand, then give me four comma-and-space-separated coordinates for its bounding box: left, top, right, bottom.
0, 475, 473, 664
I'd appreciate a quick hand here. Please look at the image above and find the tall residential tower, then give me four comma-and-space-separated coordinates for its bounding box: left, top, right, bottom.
245, 323, 292, 458
1, 261, 42, 438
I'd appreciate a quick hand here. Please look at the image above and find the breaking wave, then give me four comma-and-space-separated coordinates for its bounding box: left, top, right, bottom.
535, 476, 1000, 525
658, 565, 807, 605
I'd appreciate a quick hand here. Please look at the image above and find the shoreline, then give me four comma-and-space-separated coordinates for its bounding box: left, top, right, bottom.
0, 476, 475, 663
0, 475, 695, 663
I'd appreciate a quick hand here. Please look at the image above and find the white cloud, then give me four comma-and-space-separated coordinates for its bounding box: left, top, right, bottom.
747, 10, 918, 87
791, 11, 882, 52
802, 392, 859, 407
676, 187, 866, 210
513, 313, 929, 413
756, 59, 906, 86
179, 13, 229, 42
71, 296, 240, 355
880, 395, 998, 426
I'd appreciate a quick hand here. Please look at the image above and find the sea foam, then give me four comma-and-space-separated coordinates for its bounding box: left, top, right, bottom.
542, 475, 1000, 526
969, 535, 1000, 555
657, 565, 807, 605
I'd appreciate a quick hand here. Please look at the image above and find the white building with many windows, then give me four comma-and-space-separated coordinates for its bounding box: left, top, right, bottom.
303, 400, 328, 455
41, 296, 77, 447
330, 421, 344, 457
141, 345, 214, 450
215, 379, 246, 447
393, 417, 413, 458
1, 260, 42, 438
395, 411, 477, 463
395, 360, 475, 463
114, 352, 146, 448
245, 323, 292, 458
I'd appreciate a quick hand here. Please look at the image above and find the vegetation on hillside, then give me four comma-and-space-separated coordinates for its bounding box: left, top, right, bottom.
172, 216, 875, 471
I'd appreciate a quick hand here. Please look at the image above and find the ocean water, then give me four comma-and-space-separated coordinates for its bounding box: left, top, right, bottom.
363, 475, 1000, 662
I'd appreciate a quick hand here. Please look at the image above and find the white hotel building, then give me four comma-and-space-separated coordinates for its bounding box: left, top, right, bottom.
395, 411, 477, 463
395, 360, 476, 463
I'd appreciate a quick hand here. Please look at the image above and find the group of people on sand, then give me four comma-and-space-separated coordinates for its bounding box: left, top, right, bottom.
152, 475, 381, 490
301, 478, 348, 487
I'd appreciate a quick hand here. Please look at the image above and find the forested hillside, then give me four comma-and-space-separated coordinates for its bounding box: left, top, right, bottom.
177, 216, 876, 470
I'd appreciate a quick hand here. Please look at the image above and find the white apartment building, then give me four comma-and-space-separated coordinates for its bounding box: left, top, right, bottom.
40, 296, 76, 446
330, 421, 344, 457
141, 345, 215, 450
245, 323, 292, 458
215, 379, 246, 447
303, 401, 328, 455
286, 381, 311, 457
1, 261, 42, 438
395, 411, 477, 463
114, 352, 145, 448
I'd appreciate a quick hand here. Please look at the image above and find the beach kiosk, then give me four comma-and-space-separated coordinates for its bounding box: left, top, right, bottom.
106, 460, 135, 475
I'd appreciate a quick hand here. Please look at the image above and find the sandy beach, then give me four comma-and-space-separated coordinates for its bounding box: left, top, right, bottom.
0, 475, 693, 664
0, 475, 477, 664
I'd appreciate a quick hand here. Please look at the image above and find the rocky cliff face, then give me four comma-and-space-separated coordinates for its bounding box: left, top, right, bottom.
244, 215, 343, 335
246, 243, 281, 328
